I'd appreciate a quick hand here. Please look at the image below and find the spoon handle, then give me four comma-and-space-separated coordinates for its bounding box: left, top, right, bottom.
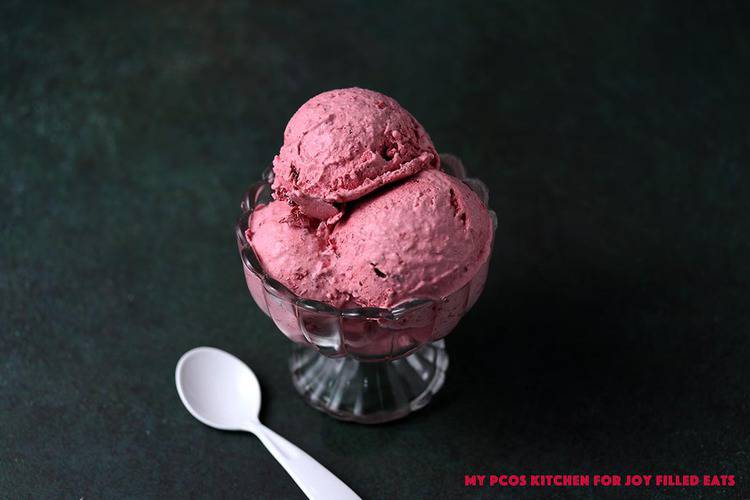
253, 423, 361, 500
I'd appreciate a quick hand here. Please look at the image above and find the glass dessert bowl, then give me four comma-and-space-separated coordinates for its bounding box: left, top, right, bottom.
236, 155, 496, 424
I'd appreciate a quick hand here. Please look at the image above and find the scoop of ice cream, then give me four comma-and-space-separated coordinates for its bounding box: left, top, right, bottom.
330, 169, 493, 308
246, 200, 349, 305
272, 87, 439, 219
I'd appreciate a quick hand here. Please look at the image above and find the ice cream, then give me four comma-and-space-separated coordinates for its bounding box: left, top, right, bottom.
246, 200, 349, 306
272, 87, 439, 220
248, 168, 492, 310
331, 169, 493, 307
247, 87, 492, 313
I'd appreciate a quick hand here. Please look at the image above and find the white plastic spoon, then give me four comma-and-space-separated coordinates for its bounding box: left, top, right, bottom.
175, 347, 361, 500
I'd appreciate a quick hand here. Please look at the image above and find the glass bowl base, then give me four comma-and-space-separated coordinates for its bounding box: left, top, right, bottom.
290, 340, 449, 424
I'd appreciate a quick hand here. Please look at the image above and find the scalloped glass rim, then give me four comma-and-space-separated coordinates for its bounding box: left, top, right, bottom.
235, 153, 497, 321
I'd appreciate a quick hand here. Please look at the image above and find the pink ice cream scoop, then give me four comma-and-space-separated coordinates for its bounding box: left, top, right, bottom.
330, 169, 494, 308
245, 200, 350, 307
272, 87, 439, 220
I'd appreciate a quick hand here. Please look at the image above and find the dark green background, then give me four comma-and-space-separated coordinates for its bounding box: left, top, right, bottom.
1, 1, 748, 498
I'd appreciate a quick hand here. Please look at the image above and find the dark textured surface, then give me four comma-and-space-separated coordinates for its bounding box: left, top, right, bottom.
1, 1, 749, 498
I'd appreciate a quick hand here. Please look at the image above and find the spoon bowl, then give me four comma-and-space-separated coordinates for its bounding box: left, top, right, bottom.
176, 347, 261, 430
